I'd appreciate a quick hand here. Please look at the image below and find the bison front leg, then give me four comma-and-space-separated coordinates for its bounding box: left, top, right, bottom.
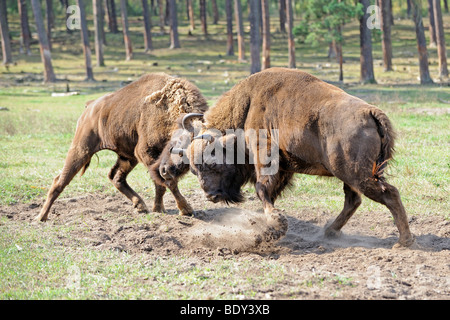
108, 156, 149, 214
152, 183, 167, 213
141, 152, 193, 216
164, 180, 193, 216
254, 172, 290, 240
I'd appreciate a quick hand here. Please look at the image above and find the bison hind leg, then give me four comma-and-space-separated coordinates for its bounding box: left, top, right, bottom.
324, 183, 362, 239
359, 179, 415, 248
36, 147, 94, 222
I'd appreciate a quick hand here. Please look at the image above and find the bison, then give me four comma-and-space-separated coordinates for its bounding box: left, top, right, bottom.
35, 73, 207, 222
165, 68, 415, 248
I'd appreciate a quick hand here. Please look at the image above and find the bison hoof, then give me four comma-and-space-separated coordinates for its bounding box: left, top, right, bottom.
264, 212, 288, 241
324, 227, 342, 239
34, 215, 47, 222
152, 205, 166, 213
176, 202, 194, 216
178, 207, 193, 217
393, 235, 417, 249
134, 203, 149, 214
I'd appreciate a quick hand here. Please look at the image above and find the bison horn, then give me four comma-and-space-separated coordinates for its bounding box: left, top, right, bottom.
193, 134, 215, 142
170, 147, 185, 157
182, 113, 204, 131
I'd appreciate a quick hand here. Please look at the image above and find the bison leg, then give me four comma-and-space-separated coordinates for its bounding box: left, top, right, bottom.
138, 151, 193, 216
35, 146, 93, 222
152, 182, 166, 213
108, 156, 149, 214
254, 170, 291, 238
164, 181, 193, 216
324, 183, 362, 238
360, 180, 415, 247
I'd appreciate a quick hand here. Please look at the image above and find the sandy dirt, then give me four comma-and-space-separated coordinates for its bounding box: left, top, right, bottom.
1, 188, 449, 300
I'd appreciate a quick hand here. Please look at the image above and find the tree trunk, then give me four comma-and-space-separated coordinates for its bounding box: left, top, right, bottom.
100, 0, 107, 45
249, 0, 261, 74
17, 0, 31, 55
225, 0, 234, 56
336, 37, 344, 82
328, 39, 337, 59
279, 0, 286, 34
200, 0, 207, 36
169, 0, 180, 48
286, 0, 295, 68
61, 0, 72, 34
0, 1, 12, 65
93, 0, 105, 67
187, 0, 195, 34
212, 0, 219, 25
234, 0, 245, 61
427, 0, 437, 47
142, 0, 153, 52
164, 0, 169, 26
444, 0, 449, 12
106, 0, 119, 33
433, 0, 448, 78
407, 0, 412, 18
77, 0, 94, 81
389, 0, 394, 25
411, 0, 433, 84
261, 0, 270, 69
31, 0, 56, 82
380, 0, 393, 71
158, 0, 165, 34
359, 0, 376, 83
46, 0, 53, 50
120, 0, 133, 60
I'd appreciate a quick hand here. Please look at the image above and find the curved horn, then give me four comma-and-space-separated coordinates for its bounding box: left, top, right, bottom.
170, 147, 185, 157
193, 134, 215, 142
182, 113, 204, 130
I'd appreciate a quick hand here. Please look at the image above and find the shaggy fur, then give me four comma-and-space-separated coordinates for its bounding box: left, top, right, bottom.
188, 68, 414, 247
36, 73, 208, 222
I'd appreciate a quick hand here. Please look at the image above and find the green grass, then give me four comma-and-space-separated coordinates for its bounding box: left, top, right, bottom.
0, 10, 449, 299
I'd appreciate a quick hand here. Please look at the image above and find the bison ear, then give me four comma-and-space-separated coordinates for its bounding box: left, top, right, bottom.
218, 134, 237, 148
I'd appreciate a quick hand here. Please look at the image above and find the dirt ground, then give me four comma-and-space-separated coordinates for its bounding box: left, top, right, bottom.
2, 188, 449, 300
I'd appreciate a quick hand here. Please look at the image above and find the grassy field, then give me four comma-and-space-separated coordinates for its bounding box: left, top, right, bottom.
0, 9, 449, 300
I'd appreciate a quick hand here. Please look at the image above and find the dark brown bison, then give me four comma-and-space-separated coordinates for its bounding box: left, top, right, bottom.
167, 68, 415, 248
36, 73, 208, 222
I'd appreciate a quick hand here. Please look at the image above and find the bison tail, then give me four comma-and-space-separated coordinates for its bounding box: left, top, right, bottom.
369, 108, 396, 183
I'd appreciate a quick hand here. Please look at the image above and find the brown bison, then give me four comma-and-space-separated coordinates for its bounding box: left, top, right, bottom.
167, 68, 415, 248
35, 73, 208, 222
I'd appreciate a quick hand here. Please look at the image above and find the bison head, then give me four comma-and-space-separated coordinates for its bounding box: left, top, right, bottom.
187, 130, 254, 205
150, 113, 204, 186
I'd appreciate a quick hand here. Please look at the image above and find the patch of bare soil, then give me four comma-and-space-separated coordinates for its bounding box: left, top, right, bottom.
2, 189, 449, 299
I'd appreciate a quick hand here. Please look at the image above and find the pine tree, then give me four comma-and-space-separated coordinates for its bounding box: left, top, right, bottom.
121, 0, 133, 60
0, 0, 12, 65
410, 0, 433, 84
31, 0, 56, 82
